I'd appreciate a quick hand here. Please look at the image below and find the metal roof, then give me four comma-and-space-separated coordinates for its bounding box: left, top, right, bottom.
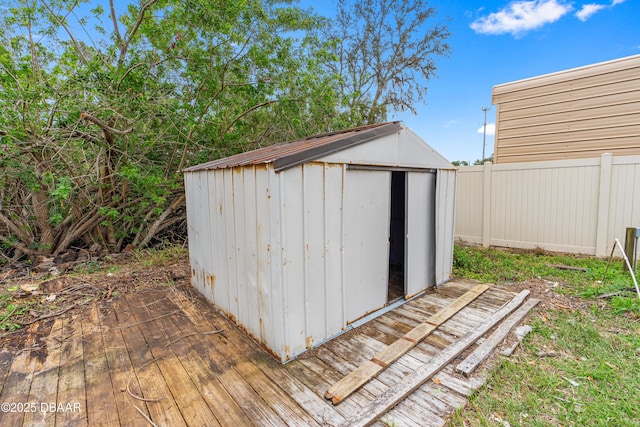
183, 122, 403, 173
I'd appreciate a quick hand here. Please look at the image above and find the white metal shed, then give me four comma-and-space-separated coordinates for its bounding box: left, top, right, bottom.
183, 122, 456, 362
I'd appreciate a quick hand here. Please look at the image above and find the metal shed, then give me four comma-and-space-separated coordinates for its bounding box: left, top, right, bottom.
183, 122, 456, 362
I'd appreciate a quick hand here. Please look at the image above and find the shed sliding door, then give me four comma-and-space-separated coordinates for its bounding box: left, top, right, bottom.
344, 170, 391, 323
405, 172, 436, 297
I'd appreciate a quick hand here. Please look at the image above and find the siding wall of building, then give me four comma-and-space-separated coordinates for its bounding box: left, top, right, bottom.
455, 154, 640, 256
493, 55, 640, 164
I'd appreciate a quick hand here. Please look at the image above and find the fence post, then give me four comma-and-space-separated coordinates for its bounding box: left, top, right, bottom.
482, 161, 492, 248
595, 153, 612, 257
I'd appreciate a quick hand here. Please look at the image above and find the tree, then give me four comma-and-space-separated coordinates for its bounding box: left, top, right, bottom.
325, 0, 450, 124
451, 160, 470, 166
0, 0, 337, 258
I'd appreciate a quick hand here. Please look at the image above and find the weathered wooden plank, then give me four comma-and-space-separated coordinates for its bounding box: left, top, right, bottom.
0, 323, 41, 427
117, 295, 188, 427
298, 357, 376, 410
103, 300, 154, 427
23, 318, 63, 427
147, 293, 256, 427
169, 288, 335, 426
433, 369, 484, 397
123, 292, 221, 427
407, 387, 455, 417
417, 384, 468, 411
166, 294, 310, 427
340, 290, 530, 427
0, 348, 14, 392
325, 284, 489, 405
55, 315, 87, 427
456, 298, 540, 376
387, 399, 446, 427
81, 303, 121, 427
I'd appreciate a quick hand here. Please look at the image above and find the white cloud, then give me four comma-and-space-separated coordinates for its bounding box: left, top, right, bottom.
576, 0, 626, 21
470, 0, 573, 36
576, 4, 607, 21
444, 119, 459, 128
477, 123, 496, 136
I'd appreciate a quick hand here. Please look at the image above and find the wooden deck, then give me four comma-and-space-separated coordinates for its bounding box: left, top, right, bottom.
0, 279, 526, 426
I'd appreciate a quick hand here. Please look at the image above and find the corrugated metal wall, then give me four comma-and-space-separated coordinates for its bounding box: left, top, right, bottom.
455, 154, 640, 256
493, 55, 640, 163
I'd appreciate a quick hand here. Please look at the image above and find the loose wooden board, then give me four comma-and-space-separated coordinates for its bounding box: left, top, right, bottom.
340, 289, 530, 427
325, 284, 490, 405
455, 298, 540, 376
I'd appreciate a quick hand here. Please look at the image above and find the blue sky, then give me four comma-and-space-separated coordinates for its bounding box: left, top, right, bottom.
307, 0, 639, 163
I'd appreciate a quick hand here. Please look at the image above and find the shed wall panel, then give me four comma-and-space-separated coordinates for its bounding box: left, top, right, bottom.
241, 166, 260, 340
198, 174, 217, 300
254, 166, 273, 347
211, 169, 230, 314
267, 167, 286, 360
223, 168, 239, 320
280, 167, 306, 358
232, 168, 248, 328
323, 164, 346, 337
302, 164, 328, 350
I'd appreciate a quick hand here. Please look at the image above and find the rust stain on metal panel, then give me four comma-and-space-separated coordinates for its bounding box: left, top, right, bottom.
205, 274, 216, 290
306, 336, 314, 349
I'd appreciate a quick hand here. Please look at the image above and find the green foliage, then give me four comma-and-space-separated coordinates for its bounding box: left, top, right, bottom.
0, 0, 450, 257
0, 291, 31, 331
0, 0, 344, 255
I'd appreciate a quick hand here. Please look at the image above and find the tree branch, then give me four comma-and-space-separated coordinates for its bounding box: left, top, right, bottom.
38, 0, 88, 66
81, 113, 134, 135
118, 0, 159, 67
109, 0, 123, 48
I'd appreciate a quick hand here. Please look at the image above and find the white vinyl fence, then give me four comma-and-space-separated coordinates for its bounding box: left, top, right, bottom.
455, 153, 640, 256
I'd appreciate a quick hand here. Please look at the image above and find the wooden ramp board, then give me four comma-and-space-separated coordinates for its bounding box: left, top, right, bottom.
340, 290, 530, 427
455, 298, 540, 377
325, 284, 490, 405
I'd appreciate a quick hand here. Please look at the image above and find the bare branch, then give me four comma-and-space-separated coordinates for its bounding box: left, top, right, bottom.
109, 0, 123, 47
81, 113, 134, 135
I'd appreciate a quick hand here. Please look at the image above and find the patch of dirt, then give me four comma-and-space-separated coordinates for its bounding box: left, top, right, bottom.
504, 277, 592, 312
0, 249, 191, 349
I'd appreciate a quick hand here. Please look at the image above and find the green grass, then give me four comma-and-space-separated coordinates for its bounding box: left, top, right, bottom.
449, 244, 640, 427
453, 244, 638, 302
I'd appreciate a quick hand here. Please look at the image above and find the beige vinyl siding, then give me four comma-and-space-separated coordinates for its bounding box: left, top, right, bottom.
492, 54, 640, 164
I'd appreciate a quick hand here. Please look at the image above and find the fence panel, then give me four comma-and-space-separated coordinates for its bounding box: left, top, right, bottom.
455, 153, 640, 256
